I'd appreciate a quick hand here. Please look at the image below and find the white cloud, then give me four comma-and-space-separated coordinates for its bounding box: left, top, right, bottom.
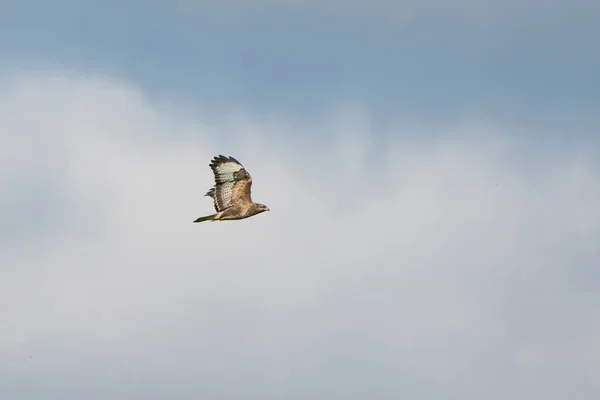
1, 72, 599, 399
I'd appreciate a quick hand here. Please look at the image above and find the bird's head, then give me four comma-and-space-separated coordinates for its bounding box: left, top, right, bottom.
254, 203, 270, 214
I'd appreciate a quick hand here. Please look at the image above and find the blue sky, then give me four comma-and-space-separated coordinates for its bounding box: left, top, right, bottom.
1, 1, 600, 399
2, 0, 599, 125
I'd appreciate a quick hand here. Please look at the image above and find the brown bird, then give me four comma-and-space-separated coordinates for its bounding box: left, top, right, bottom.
193, 155, 270, 223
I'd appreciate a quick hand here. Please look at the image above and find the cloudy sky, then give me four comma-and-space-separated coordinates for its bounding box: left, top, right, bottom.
1, 1, 599, 399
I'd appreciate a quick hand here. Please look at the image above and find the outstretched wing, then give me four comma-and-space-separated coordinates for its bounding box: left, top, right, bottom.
205, 155, 253, 211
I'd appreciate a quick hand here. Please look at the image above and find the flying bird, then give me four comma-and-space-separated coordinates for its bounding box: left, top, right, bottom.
193, 155, 270, 223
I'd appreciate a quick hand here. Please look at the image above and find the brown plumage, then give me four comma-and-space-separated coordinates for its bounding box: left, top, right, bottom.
193, 155, 270, 223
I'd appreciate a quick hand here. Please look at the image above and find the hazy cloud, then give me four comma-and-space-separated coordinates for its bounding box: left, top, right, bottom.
1, 73, 599, 399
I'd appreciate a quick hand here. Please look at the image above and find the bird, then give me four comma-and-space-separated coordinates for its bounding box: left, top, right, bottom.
193, 155, 270, 223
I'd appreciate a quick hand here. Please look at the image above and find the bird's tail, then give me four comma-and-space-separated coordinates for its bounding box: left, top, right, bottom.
193, 214, 217, 223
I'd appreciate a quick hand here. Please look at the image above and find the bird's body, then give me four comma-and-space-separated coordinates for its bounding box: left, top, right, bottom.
193, 155, 269, 223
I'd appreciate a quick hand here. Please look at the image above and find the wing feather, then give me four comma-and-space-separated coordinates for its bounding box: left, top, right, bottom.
205, 155, 253, 211
205, 187, 219, 212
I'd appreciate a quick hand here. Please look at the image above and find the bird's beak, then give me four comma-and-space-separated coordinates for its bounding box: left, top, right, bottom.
266, 207, 270, 212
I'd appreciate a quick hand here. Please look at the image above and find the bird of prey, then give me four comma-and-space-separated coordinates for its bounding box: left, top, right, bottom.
193, 155, 270, 223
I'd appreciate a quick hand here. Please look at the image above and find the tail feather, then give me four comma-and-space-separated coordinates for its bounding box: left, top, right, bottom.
193, 214, 217, 223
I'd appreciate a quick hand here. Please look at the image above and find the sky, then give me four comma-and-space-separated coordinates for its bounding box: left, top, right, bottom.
1, 1, 599, 399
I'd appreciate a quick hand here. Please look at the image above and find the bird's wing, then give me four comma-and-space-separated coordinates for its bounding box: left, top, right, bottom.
206, 155, 253, 211
204, 187, 219, 212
